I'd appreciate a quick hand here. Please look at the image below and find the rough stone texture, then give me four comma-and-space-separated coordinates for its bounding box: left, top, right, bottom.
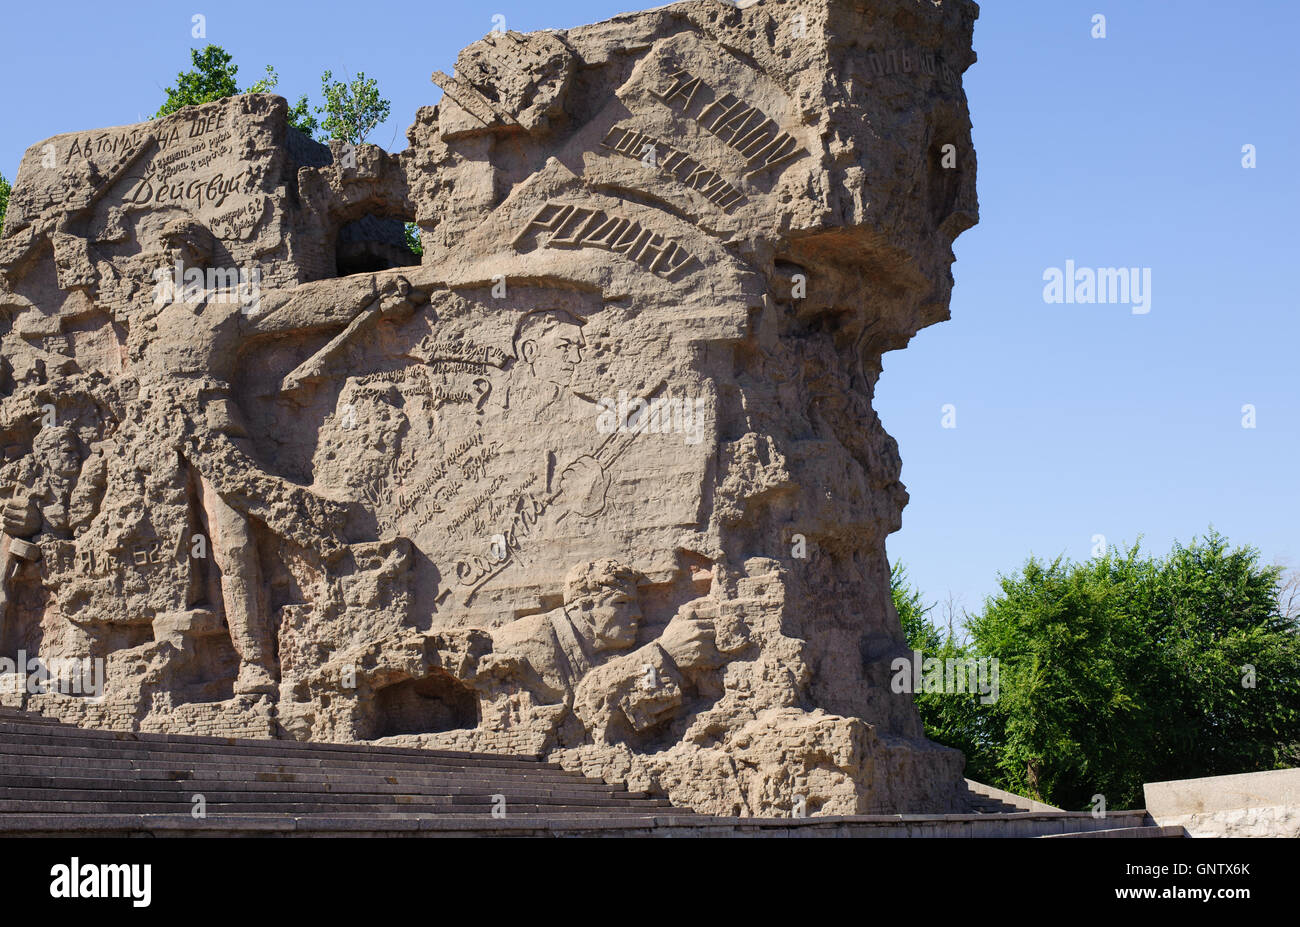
0, 0, 979, 816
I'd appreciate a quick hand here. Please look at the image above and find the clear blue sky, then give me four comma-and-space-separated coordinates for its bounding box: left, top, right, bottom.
2, 1, 1296, 616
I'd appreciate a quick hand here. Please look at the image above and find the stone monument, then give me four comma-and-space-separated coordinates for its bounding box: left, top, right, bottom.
0, 0, 979, 816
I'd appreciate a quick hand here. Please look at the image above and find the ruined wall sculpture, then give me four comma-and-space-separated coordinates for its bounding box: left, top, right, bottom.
0, 0, 979, 816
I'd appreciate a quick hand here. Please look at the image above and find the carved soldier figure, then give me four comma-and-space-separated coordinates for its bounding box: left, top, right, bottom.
469, 559, 726, 748
0, 488, 43, 651
472, 558, 644, 708
502, 308, 611, 518
0, 425, 86, 650
124, 269, 424, 693
571, 602, 723, 744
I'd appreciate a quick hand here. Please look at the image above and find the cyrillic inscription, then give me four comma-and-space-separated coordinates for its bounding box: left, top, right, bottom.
655, 70, 804, 173
512, 202, 697, 279
601, 126, 745, 212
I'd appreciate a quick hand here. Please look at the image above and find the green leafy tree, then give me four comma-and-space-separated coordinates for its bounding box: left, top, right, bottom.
157, 48, 319, 137
403, 223, 423, 258
965, 553, 1144, 808
891, 564, 1000, 784
248, 66, 319, 138
156, 45, 241, 117
0, 172, 10, 237
900, 531, 1300, 810
317, 70, 390, 144
892, 562, 941, 654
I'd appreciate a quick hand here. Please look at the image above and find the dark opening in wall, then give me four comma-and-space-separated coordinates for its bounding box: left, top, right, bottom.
335, 215, 419, 276
169, 624, 240, 705
371, 671, 479, 737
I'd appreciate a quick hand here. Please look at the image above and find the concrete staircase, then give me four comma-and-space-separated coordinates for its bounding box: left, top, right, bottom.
959, 778, 1059, 813
1042, 825, 1190, 838
0, 708, 1186, 836
0, 707, 695, 834
956, 778, 1184, 837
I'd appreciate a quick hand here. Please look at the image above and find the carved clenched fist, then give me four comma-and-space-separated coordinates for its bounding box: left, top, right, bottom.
658, 612, 720, 672
1, 490, 41, 538
558, 455, 610, 518
377, 275, 424, 321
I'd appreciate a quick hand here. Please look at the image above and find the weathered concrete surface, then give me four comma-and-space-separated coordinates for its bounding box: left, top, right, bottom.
0, 0, 980, 816
1145, 768, 1300, 838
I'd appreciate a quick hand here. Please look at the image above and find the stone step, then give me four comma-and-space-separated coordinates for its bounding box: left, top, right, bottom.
1042, 825, 1187, 838
0, 718, 560, 768
0, 799, 695, 816
0, 733, 579, 769
0, 778, 665, 804
0, 733, 589, 777
0, 811, 1177, 837
0, 749, 612, 782
0, 710, 686, 824
0, 751, 592, 789
969, 800, 1022, 813
957, 778, 1057, 814
0, 763, 630, 794
0, 708, 64, 724
0, 813, 696, 835
0, 787, 674, 808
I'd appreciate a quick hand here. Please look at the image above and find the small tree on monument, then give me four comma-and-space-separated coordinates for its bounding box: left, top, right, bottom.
155, 45, 241, 117
313, 71, 412, 255
156, 47, 318, 137
316, 70, 391, 145
247, 66, 319, 138
0, 172, 10, 237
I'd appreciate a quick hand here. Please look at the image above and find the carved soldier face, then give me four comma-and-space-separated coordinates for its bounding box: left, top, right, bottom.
514, 309, 586, 389
35, 427, 80, 479
573, 583, 641, 652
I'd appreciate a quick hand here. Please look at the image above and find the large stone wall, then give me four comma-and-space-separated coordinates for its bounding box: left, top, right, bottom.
0, 0, 979, 816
